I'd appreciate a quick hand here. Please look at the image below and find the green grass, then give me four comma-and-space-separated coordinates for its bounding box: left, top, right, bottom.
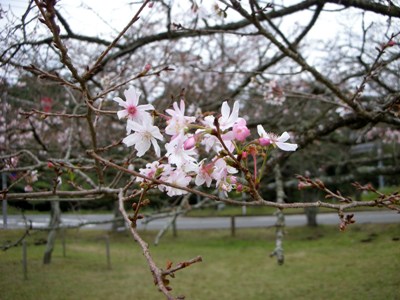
1, 224, 399, 300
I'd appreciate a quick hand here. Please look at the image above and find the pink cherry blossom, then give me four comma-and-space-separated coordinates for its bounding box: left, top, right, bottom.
219, 175, 237, 193
123, 120, 163, 157
212, 158, 238, 189
232, 118, 250, 142
137, 161, 163, 183
113, 86, 154, 123
195, 160, 215, 187
257, 125, 298, 151
198, 114, 235, 152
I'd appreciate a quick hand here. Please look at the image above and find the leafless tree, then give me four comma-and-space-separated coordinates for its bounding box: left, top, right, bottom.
1, 0, 399, 298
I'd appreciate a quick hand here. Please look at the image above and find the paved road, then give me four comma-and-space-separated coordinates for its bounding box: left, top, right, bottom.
1, 210, 399, 230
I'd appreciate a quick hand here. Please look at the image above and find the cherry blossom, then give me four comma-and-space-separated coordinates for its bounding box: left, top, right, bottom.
218, 101, 239, 130
232, 118, 250, 142
200, 131, 235, 153
195, 160, 215, 187
113, 86, 299, 197
257, 125, 298, 151
137, 161, 163, 183
123, 120, 163, 157
165, 134, 198, 172
113, 86, 154, 124
159, 169, 192, 197
212, 158, 238, 190
165, 100, 196, 137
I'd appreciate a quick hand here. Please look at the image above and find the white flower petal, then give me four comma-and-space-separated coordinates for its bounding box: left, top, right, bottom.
117, 110, 128, 120
151, 138, 161, 157
195, 175, 205, 186
179, 100, 185, 112
126, 120, 143, 132
113, 97, 127, 107
138, 104, 155, 111
135, 139, 151, 157
150, 126, 164, 141
277, 131, 290, 143
221, 101, 230, 118
276, 142, 298, 151
228, 101, 239, 124
124, 87, 139, 106
135, 112, 153, 124
257, 125, 267, 137
122, 133, 140, 147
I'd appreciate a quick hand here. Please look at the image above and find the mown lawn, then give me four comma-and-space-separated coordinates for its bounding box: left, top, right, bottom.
0, 224, 399, 300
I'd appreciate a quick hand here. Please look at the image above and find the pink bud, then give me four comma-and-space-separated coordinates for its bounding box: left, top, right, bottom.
298, 182, 312, 190
48, 161, 54, 168
183, 136, 196, 150
259, 137, 271, 146
236, 184, 243, 192
233, 119, 250, 142
144, 63, 151, 71
229, 176, 238, 184
241, 151, 248, 159
148, 2, 154, 8
387, 40, 396, 47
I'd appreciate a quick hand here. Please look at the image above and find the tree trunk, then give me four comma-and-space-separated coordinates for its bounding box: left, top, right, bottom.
270, 164, 285, 265
43, 200, 61, 264
304, 206, 318, 227
303, 187, 319, 227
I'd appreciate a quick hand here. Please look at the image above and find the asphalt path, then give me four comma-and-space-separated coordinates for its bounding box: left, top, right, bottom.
1, 210, 399, 231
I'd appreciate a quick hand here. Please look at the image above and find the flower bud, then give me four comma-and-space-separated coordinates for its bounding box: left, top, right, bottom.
387, 40, 396, 47
144, 63, 151, 71
183, 136, 196, 150
298, 181, 312, 190
233, 119, 250, 142
258, 137, 271, 146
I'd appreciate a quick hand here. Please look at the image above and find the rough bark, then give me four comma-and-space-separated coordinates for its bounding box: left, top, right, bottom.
270, 164, 285, 265
43, 200, 61, 265
111, 200, 125, 232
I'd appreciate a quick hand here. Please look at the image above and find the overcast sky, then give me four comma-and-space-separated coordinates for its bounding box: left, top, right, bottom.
1, 0, 143, 36
1, 0, 347, 38
0, 0, 389, 61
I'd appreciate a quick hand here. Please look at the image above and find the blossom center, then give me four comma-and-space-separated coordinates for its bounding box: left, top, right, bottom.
268, 133, 279, 143
127, 105, 137, 116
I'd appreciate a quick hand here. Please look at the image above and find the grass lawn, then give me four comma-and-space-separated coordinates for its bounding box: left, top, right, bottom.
0, 224, 399, 300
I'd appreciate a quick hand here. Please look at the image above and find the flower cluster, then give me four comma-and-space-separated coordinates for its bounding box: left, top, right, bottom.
114, 87, 298, 196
